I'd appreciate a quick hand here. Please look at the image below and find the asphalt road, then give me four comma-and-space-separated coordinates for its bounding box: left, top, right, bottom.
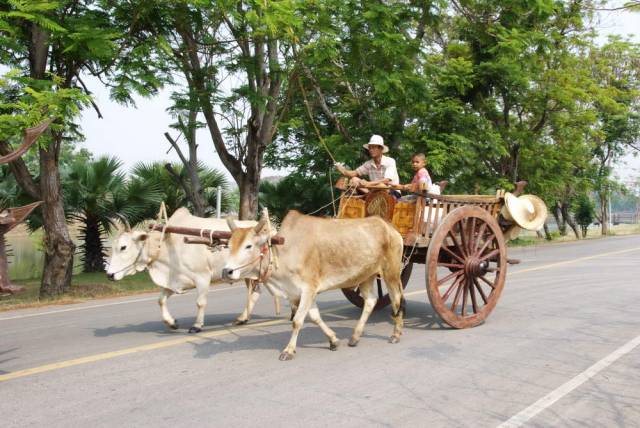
1, 235, 639, 428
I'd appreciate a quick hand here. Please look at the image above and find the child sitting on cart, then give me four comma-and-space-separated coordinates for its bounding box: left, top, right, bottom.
400, 153, 438, 201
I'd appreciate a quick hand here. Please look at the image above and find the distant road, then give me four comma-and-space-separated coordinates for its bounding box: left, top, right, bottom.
1, 235, 639, 427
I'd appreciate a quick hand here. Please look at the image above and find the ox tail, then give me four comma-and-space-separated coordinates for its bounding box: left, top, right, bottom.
385, 220, 406, 320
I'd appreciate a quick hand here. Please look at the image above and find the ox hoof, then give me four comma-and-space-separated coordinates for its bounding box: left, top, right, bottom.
279, 351, 295, 361
233, 319, 249, 326
329, 340, 339, 351
167, 322, 179, 330
348, 338, 359, 347
388, 335, 400, 344
188, 326, 202, 334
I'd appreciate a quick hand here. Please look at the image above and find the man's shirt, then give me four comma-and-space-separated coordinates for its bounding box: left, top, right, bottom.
355, 155, 400, 185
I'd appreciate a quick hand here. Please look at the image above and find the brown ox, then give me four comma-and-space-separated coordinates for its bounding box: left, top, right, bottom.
222, 209, 406, 361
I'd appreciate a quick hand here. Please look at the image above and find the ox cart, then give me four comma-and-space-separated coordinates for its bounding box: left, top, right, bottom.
335, 180, 528, 329
148, 180, 533, 330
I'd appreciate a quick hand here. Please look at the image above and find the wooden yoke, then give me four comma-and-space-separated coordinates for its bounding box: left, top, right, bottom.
148, 224, 285, 245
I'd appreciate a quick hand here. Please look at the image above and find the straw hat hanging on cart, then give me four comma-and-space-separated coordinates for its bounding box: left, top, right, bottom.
501, 193, 548, 239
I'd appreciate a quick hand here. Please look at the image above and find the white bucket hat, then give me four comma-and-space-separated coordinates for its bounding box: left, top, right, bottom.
501, 193, 548, 231
362, 134, 389, 153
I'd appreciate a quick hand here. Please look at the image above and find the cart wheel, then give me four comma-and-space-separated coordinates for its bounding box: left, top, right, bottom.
341, 258, 413, 311
426, 206, 507, 328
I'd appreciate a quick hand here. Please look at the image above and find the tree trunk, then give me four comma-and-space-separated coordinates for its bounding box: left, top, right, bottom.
82, 216, 105, 272
552, 203, 566, 236
187, 114, 206, 216
238, 174, 260, 220
39, 142, 75, 298
560, 203, 580, 239
599, 192, 609, 235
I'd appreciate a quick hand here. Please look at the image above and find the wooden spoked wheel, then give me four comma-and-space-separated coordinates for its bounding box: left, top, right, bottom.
341, 258, 413, 311
426, 206, 507, 328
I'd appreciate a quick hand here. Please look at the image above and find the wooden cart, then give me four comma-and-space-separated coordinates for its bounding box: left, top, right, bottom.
336, 180, 525, 329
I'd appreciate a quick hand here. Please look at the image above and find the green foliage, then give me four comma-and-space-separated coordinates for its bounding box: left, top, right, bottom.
259, 173, 334, 223
0, 72, 90, 143
129, 161, 230, 218
573, 194, 596, 237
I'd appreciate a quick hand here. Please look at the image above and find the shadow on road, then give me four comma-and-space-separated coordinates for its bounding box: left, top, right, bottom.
0, 347, 20, 374
91, 313, 276, 337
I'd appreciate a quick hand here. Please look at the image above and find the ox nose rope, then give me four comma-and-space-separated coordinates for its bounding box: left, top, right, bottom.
228, 210, 277, 283
108, 244, 145, 277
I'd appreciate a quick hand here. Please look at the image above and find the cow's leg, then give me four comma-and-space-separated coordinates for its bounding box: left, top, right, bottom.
280, 289, 314, 361
289, 297, 300, 321
384, 271, 405, 344
348, 276, 377, 347
263, 282, 282, 315
189, 280, 209, 333
307, 303, 339, 351
159, 288, 178, 330
235, 280, 261, 325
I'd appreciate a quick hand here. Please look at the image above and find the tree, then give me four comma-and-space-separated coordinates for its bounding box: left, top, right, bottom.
109, 1, 309, 219
65, 156, 163, 272
573, 194, 596, 237
0, 1, 165, 296
0, 74, 88, 297
267, 0, 441, 183
587, 38, 640, 234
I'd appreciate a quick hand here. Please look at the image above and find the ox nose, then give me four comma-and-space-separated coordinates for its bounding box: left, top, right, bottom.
222, 268, 234, 280
107, 273, 115, 281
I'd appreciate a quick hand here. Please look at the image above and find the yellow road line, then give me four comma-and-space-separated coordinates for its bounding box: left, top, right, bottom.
509, 246, 640, 276
2, 245, 639, 383
0, 305, 352, 383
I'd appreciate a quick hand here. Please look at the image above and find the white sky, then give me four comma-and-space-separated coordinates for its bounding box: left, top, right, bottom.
79, 3, 640, 185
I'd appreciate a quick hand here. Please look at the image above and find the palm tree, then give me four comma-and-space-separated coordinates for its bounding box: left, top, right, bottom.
65, 156, 162, 272
130, 161, 230, 217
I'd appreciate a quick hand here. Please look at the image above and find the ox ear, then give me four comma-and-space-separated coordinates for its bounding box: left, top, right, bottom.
226, 216, 238, 231
132, 231, 148, 242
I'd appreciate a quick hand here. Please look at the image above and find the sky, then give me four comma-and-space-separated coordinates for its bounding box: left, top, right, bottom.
78, 3, 640, 186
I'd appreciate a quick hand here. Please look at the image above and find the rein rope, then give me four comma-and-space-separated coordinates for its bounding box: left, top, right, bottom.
297, 76, 339, 217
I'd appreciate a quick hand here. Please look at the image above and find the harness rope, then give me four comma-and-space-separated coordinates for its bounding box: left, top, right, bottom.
148, 201, 170, 264
297, 76, 339, 217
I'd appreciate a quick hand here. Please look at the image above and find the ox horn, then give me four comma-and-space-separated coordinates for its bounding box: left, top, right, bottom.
114, 214, 131, 232
254, 208, 269, 232
226, 216, 238, 231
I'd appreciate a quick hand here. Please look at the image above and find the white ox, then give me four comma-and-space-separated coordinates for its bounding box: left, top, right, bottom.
222, 209, 406, 360
106, 208, 282, 333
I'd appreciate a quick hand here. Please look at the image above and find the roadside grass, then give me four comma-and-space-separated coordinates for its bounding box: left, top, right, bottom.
0, 271, 157, 311
508, 223, 640, 247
